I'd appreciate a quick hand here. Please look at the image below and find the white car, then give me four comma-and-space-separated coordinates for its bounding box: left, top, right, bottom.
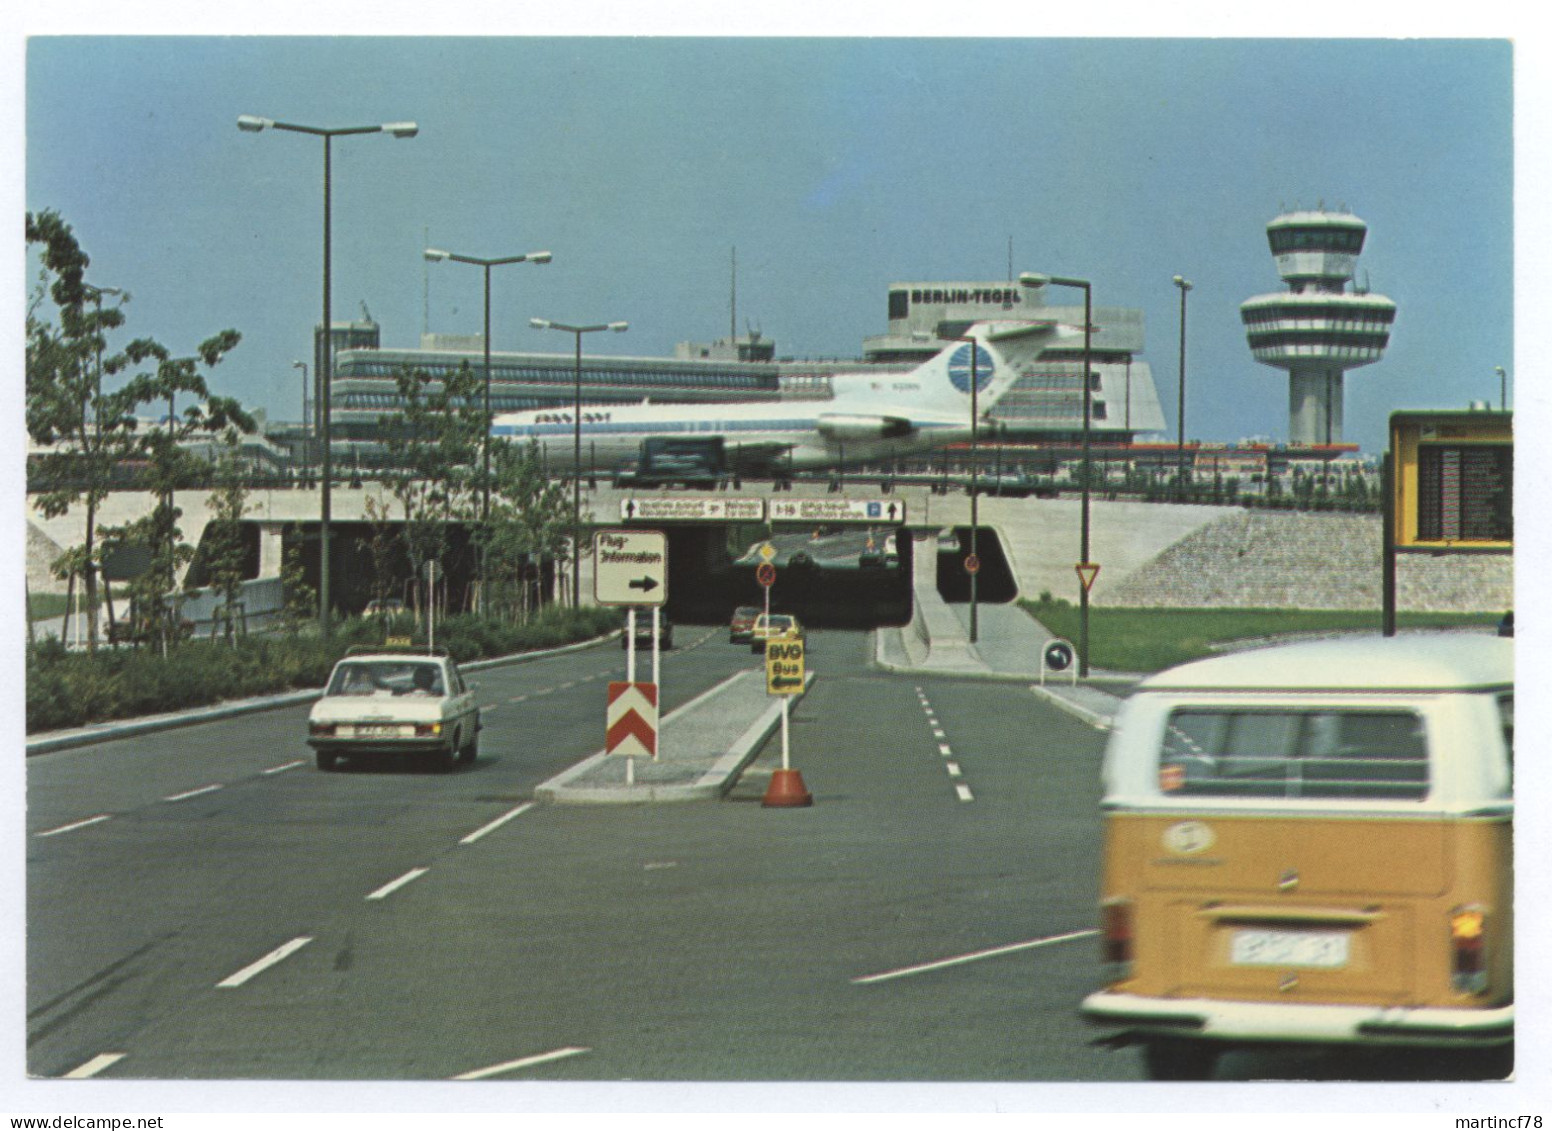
307, 649, 480, 772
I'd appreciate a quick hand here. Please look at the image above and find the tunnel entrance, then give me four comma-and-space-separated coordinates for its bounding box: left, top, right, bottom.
932, 526, 1017, 604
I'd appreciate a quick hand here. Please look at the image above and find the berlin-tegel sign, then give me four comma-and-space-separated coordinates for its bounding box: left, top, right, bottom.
594, 529, 668, 606
767, 498, 906, 524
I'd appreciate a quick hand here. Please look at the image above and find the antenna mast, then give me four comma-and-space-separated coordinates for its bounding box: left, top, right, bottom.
730, 246, 737, 343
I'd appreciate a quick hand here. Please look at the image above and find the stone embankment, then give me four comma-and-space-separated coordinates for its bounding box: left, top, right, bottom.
1101, 510, 1511, 613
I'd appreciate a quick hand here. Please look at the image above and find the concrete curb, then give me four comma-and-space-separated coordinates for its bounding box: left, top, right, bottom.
25, 630, 622, 757
534, 670, 815, 805
1027, 684, 1119, 731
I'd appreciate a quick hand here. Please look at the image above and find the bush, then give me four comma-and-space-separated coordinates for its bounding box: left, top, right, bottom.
26, 604, 625, 734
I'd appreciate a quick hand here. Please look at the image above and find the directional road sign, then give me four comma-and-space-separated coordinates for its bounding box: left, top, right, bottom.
765, 638, 805, 695
768, 498, 906, 524
606, 681, 658, 758
621, 496, 765, 522
594, 529, 668, 607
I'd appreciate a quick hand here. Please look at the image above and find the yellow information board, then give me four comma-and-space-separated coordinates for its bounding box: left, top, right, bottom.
1390, 410, 1512, 551
765, 638, 805, 695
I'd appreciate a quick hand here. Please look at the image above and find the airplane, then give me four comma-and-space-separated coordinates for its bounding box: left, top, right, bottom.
489, 318, 1075, 477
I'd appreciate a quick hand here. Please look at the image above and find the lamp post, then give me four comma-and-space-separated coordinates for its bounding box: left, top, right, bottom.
953, 333, 986, 643
1173, 275, 1192, 500
1495, 365, 1508, 412
238, 114, 418, 638
426, 248, 551, 615
82, 284, 123, 651
530, 318, 629, 609
1020, 271, 1094, 676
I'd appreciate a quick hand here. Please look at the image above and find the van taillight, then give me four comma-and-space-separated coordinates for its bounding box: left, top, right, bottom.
1450, 905, 1489, 994
1101, 898, 1133, 982
415, 723, 442, 738
309, 722, 334, 737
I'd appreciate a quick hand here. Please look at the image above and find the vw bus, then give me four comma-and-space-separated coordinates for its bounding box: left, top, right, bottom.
1081, 635, 1513, 1080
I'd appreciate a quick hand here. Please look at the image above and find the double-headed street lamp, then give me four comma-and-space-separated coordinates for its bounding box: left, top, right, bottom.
1020, 271, 1094, 676
529, 318, 629, 609
1173, 275, 1193, 499
423, 247, 552, 523
237, 114, 418, 638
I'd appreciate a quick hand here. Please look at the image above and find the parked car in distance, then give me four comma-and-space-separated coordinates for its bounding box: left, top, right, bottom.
1081, 634, 1515, 1081
622, 612, 673, 649
750, 613, 802, 653
307, 648, 480, 772
729, 605, 761, 644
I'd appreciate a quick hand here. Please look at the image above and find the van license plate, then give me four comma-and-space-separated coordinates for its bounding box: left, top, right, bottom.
1231, 929, 1349, 968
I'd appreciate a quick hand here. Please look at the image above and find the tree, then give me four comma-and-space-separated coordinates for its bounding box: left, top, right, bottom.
381, 362, 484, 618
26, 210, 250, 650
201, 429, 251, 644
484, 440, 573, 622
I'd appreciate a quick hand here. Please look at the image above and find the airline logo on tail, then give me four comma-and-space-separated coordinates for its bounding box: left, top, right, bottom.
946, 342, 996, 395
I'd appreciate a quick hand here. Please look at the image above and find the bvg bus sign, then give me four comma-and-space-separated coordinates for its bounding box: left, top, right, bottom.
765, 639, 805, 695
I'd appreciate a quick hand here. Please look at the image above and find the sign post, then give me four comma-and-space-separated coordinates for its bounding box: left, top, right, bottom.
762, 635, 811, 808
595, 530, 670, 776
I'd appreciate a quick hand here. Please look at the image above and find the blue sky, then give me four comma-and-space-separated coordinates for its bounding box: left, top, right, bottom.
18, 32, 1520, 456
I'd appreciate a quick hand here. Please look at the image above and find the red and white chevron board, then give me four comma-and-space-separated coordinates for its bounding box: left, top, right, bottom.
606, 681, 659, 758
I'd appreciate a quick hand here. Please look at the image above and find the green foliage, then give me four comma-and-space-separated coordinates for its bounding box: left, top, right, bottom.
1020, 599, 1502, 673
26, 604, 623, 734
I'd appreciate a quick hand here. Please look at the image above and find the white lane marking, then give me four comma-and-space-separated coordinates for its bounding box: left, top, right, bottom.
955, 784, 974, 802
36, 814, 111, 838
509, 695, 529, 703
932, 727, 946, 738
559, 681, 577, 690
263, 760, 306, 775
217, 936, 313, 988
163, 783, 223, 803
460, 803, 535, 845
946, 762, 962, 778
452, 1046, 591, 1081
481, 705, 498, 715
61, 1052, 127, 1079
938, 744, 953, 757
366, 867, 430, 901
852, 929, 1101, 985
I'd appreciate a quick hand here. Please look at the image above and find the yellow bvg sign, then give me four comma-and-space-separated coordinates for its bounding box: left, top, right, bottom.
765, 638, 805, 695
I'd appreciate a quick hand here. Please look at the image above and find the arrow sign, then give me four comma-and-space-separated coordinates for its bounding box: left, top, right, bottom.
594, 529, 668, 607
606, 681, 659, 758
628, 576, 660, 593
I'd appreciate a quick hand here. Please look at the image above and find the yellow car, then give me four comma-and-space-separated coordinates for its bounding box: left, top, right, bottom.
749, 613, 802, 653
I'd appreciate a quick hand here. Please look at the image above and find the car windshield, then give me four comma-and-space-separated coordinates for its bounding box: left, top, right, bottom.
327, 660, 445, 698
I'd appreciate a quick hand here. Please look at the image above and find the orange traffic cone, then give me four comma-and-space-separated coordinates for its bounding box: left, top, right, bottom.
762, 767, 813, 808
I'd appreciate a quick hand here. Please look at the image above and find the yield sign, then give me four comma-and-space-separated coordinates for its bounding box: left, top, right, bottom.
606, 681, 659, 758
1076, 562, 1101, 593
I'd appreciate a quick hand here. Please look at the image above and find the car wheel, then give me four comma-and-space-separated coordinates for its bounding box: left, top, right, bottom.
316, 750, 339, 772
459, 727, 478, 765
1142, 1039, 1220, 1081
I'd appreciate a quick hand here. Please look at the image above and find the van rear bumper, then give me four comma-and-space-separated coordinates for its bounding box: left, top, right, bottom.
1081, 990, 1514, 1048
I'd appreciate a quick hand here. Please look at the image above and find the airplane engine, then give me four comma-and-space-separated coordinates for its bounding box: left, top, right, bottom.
816, 414, 915, 442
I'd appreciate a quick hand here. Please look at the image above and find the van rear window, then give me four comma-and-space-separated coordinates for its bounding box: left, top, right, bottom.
1160, 709, 1429, 801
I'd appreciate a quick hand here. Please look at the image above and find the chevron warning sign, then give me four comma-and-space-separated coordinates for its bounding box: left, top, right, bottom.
606, 681, 659, 758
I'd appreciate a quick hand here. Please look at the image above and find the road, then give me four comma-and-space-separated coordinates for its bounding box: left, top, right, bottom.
27, 626, 1131, 1083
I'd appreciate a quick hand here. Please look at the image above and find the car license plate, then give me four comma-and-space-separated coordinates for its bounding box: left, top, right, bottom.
1231, 929, 1350, 968
348, 724, 403, 738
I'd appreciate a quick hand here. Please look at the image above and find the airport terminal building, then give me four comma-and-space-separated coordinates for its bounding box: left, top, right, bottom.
302, 281, 1166, 461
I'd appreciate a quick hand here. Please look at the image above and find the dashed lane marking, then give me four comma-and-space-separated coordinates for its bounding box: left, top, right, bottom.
163, 784, 223, 803
263, 760, 306, 775
851, 929, 1101, 985
946, 762, 962, 778
451, 1046, 592, 1081
35, 814, 111, 838
460, 803, 534, 845
60, 1052, 127, 1079
366, 867, 430, 901
955, 784, 974, 802
217, 936, 313, 989
937, 744, 952, 757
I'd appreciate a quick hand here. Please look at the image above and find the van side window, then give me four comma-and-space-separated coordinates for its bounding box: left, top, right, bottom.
1161, 709, 1429, 801
1499, 694, 1514, 784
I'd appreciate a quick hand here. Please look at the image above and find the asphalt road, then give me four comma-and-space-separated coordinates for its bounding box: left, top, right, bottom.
26, 627, 1128, 1083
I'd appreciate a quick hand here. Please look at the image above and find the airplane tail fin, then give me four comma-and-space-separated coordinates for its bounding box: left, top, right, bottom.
832, 319, 1076, 417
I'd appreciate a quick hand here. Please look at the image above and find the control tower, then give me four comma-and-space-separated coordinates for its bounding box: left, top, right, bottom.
1240, 209, 1396, 444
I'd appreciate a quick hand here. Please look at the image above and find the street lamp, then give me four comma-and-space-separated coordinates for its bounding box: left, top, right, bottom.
1173, 276, 1192, 500
1495, 365, 1508, 412
953, 332, 987, 643
237, 114, 418, 638
530, 317, 629, 609
425, 248, 551, 615
1020, 271, 1094, 676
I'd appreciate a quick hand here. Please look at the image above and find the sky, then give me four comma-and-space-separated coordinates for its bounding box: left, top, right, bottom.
15, 28, 1524, 458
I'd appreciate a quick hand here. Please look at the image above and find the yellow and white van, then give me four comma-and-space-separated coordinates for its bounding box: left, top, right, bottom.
1081, 634, 1513, 1079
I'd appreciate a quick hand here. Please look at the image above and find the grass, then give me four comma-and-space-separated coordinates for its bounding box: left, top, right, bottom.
1018, 600, 1500, 674
28, 592, 102, 620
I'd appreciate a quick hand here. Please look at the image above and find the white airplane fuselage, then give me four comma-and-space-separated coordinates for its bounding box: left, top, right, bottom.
491, 319, 1071, 473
